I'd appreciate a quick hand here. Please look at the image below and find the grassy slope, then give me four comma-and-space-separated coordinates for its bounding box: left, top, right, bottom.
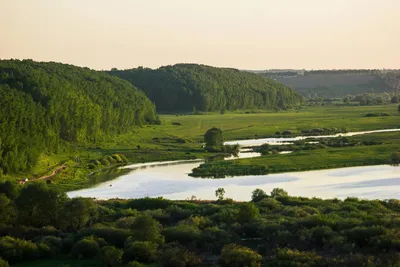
2, 104, 399, 190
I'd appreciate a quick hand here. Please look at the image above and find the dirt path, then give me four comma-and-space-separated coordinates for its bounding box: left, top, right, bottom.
31, 165, 67, 182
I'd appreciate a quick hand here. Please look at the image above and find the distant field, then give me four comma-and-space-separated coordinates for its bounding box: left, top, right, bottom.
159, 104, 400, 141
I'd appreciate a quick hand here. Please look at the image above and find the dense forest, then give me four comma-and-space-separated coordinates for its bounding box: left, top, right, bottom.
108, 64, 304, 112
0, 60, 156, 175
2, 183, 400, 267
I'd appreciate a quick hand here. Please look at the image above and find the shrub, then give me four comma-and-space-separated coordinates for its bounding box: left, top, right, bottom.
115, 216, 136, 229
172, 122, 181, 126
77, 227, 130, 248
112, 154, 123, 163
128, 261, 145, 267
106, 156, 117, 164
101, 246, 123, 267
87, 163, 96, 169
100, 158, 110, 166
0, 236, 38, 262
0, 258, 9, 267
220, 243, 262, 267
35, 236, 63, 254
158, 243, 202, 267
70, 237, 100, 259
124, 241, 157, 263
119, 154, 129, 162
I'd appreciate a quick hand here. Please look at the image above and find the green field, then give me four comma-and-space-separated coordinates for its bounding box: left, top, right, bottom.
3, 104, 399, 190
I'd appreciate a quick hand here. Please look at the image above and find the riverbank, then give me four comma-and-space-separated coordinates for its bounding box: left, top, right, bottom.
190, 132, 400, 178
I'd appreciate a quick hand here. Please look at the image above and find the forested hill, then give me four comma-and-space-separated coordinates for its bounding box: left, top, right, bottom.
0, 59, 156, 174
108, 64, 304, 112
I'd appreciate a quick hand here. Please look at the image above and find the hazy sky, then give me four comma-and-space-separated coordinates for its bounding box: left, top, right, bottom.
1, 0, 399, 70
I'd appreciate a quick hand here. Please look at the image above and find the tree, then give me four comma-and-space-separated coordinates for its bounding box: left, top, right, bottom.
220, 244, 262, 267
391, 152, 400, 166
0, 194, 15, 226
215, 188, 226, 201
271, 188, 288, 198
251, 189, 268, 202
237, 202, 259, 223
0, 181, 19, 200
101, 246, 123, 267
15, 183, 67, 227
204, 128, 224, 152
391, 96, 399, 103
71, 237, 101, 259
60, 197, 98, 231
131, 215, 163, 244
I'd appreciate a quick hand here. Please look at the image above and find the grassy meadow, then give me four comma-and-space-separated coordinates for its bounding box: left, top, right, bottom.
3, 104, 399, 190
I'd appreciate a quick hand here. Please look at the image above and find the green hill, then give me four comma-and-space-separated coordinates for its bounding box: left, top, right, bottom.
258, 70, 398, 98
108, 64, 304, 112
0, 59, 156, 174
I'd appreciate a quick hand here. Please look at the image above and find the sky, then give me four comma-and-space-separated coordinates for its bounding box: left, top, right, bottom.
1, 0, 399, 70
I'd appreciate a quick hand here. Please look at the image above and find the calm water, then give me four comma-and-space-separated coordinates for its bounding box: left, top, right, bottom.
68, 128, 400, 200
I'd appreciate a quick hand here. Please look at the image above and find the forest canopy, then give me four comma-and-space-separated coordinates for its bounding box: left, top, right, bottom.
108, 64, 304, 112
0, 59, 156, 174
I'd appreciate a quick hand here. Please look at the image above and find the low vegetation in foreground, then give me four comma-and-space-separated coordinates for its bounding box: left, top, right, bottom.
191, 132, 400, 178
2, 183, 400, 267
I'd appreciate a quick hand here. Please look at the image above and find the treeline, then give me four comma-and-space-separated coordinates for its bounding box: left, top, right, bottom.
0, 60, 156, 175
108, 64, 304, 112
2, 183, 400, 266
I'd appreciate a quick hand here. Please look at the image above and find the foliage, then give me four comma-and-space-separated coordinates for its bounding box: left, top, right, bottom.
70, 237, 100, 259
123, 241, 157, 263
0, 59, 156, 174
251, 189, 268, 202
158, 242, 202, 267
271, 188, 289, 198
391, 152, 400, 165
204, 127, 224, 152
237, 202, 260, 223
220, 243, 262, 267
109, 64, 304, 112
215, 188, 225, 201
0, 258, 9, 267
15, 184, 67, 228
131, 215, 164, 244
100, 246, 123, 267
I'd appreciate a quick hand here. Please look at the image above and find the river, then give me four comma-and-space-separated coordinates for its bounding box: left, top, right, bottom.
68, 128, 400, 201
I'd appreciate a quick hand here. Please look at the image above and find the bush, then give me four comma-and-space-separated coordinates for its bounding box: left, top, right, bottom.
77, 227, 130, 248
0, 258, 9, 267
220, 243, 262, 267
124, 241, 157, 263
106, 156, 117, 164
87, 163, 96, 169
0, 236, 38, 262
101, 246, 123, 267
172, 122, 181, 126
112, 154, 123, 163
119, 154, 129, 162
35, 236, 63, 254
100, 158, 110, 166
70, 237, 100, 259
115, 216, 136, 229
158, 243, 202, 267
128, 261, 145, 267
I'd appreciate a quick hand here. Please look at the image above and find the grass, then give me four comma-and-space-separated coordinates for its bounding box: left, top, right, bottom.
190, 132, 400, 178
2, 104, 399, 190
